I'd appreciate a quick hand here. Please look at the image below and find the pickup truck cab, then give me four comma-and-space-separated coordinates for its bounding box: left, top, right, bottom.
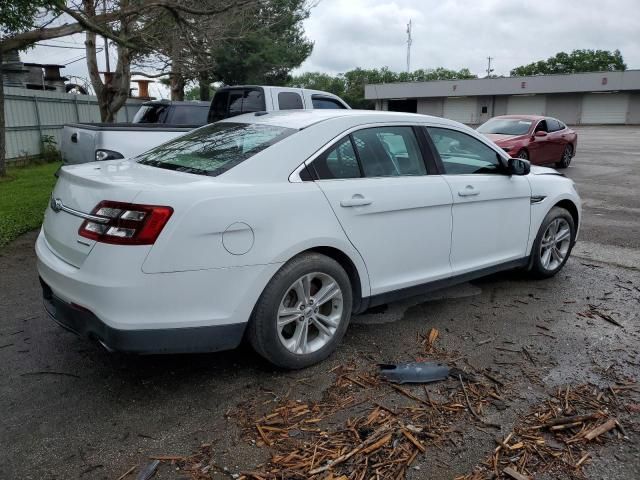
61, 86, 350, 165
208, 86, 349, 122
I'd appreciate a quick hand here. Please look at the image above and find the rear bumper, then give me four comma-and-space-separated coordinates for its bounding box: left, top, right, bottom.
41, 278, 245, 354
35, 229, 283, 353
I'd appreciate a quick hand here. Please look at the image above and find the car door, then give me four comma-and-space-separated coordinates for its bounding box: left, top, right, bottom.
545, 118, 565, 162
528, 119, 553, 164
425, 126, 531, 276
307, 125, 453, 295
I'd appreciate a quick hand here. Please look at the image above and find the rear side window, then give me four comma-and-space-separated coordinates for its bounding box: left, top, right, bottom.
311, 137, 361, 179
278, 92, 304, 110
352, 127, 426, 177
312, 96, 346, 109
169, 106, 209, 125
137, 122, 295, 177
308, 126, 426, 180
133, 104, 169, 123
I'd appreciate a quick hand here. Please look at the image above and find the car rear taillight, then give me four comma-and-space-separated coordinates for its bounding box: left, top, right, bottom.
78, 201, 173, 245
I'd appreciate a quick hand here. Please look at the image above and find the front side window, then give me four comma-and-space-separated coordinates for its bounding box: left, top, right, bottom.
546, 118, 561, 132
535, 120, 548, 132
278, 92, 304, 110
427, 127, 501, 175
137, 122, 295, 177
477, 118, 533, 135
352, 127, 426, 177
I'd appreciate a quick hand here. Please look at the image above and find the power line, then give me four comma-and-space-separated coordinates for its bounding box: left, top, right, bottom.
37, 43, 86, 49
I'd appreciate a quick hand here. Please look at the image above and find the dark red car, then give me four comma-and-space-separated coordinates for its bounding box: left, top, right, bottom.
477, 115, 577, 168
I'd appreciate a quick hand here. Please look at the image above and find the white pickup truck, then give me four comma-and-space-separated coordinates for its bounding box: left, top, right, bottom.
61, 86, 350, 165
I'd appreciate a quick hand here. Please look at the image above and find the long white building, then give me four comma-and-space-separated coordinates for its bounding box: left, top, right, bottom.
364, 70, 640, 125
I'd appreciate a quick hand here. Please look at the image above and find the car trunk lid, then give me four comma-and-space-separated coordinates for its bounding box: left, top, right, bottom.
43, 160, 203, 267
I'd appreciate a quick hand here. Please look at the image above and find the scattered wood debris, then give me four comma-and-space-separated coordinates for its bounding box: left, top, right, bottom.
577, 304, 623, 327
456, 383, 635, 480
222, 362, 505, 479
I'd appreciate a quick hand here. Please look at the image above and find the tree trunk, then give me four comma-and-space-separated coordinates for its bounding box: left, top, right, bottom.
198, 74, 210, 101
83, 0, 132, 123
169, 39, 185, 101
170, 73, 185, 101
0, 49, 6, 177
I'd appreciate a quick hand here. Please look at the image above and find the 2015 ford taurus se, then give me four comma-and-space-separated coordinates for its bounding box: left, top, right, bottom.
37, 110, 581, 369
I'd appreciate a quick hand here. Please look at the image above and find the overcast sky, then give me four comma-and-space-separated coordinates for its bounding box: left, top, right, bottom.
21, 0, 640, 95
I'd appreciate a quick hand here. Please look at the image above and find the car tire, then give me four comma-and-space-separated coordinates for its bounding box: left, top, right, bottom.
556, 145, 573, 169
247, 253, 353, 369
529, 207, 576, 279
516, 149, 529, 160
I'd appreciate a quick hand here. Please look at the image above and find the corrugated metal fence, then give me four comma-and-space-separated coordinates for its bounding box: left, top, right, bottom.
3, 87, 146, 161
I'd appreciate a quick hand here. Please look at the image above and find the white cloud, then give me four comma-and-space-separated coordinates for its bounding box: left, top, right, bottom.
20, 0, 640, 87
297, 0, 640, 76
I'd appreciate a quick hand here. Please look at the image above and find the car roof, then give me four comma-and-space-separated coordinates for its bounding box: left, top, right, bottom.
142, 100, 209, 107
492, 114, 545, 121
220, 109, 461, 129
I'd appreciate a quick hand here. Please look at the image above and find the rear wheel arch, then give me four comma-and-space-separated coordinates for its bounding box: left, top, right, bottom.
301, 246, 364, 314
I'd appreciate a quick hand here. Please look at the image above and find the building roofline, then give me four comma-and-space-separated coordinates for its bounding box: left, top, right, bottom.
365, 69, 640, 99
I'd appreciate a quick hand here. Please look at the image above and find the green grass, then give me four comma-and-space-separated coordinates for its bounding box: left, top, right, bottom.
0, 162, 61, 248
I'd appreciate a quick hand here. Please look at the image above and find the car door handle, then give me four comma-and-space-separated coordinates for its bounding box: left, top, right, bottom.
458, 186, 479, 197
340, 195, 372, 207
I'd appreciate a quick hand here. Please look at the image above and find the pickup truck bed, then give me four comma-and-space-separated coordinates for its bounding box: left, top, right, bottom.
61, 123, 200, 165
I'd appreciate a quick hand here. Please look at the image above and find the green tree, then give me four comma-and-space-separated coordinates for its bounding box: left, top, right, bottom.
290, 67, 476, 109
212, 0, 313, 86
510, 49, 626, 76
1, 0, 60, 176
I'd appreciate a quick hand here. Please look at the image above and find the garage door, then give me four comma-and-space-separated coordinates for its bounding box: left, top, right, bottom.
507, 95, 546, 115
581, 93, 628, 124
443, 97, 477, 124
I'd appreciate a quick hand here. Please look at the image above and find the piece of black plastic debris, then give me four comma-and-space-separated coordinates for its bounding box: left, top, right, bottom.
379, 362, 450, 384
136, 460, 160, 480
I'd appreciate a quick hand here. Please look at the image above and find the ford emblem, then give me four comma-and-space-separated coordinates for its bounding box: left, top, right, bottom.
50, 197, 63, 213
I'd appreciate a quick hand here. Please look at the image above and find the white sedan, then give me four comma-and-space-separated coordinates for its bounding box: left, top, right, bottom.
37, 110, 580, 368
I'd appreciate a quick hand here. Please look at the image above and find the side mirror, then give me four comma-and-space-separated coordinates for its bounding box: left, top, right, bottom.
534, 130, 547, 137
508, 157, 530, 176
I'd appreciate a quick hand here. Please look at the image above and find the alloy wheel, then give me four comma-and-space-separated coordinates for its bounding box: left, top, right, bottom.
277, 272, 344, 355
562, 145, 572, 166
517, 150, 529, 160
540, 218, 571, 271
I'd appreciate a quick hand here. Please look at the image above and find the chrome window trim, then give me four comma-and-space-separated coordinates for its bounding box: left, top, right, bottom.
289, 121, 435, 183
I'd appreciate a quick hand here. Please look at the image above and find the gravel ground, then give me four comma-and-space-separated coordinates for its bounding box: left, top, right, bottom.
0, 126, 638, 479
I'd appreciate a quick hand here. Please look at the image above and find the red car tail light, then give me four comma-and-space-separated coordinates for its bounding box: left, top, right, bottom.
78, 201, 173, 245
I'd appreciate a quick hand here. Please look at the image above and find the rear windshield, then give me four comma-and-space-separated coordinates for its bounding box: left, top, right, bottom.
136, 122, 295, 176
477, 118, 533, 135
208, 88, 266, 123
133, 104, 169, 123
169, 105, 209, 125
